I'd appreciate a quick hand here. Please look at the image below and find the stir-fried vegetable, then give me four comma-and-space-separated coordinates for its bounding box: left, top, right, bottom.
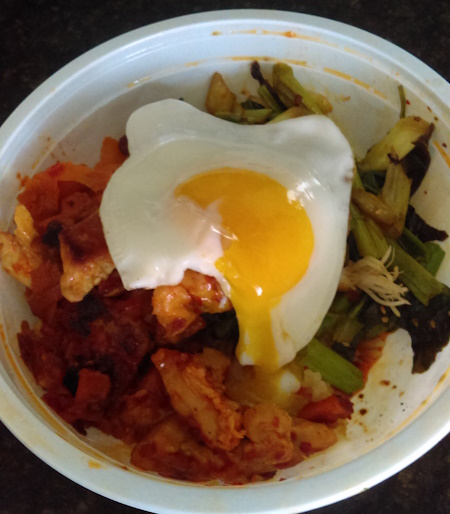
295, 338, 364, 394
399, 228, 446, 276
272, 62, 329, 114
206, 61, 332, 124
349, 202, 389, 259
379, 162, 411, 238
388, 239, 445, 305
204, 61, 449, 379
358, 116, 433, 172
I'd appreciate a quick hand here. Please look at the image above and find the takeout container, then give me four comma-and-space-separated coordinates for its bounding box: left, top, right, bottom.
0, 10, 449, 514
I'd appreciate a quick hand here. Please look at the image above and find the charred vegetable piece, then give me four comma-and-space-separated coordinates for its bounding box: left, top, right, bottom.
352, 163, 412, 240
358, 300, 400, 341
250, 61, 285, 111
405, 205, 449, 243
398, 291, 450, 373
342, 286, 450, 374
400, 125, 434, 195
358, 116, 433, 172
272, 63, 323, 114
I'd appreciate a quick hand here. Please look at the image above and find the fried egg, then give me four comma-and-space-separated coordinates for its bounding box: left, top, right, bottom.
100, 99, 354, 371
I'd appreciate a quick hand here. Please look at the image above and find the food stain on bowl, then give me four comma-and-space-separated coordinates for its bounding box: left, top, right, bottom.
88, 459, 103, 469
229, 28, 340, 48
322, 67, 387, 99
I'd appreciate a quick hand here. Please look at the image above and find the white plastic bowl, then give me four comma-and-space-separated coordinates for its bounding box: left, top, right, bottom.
0, 10, 449, 514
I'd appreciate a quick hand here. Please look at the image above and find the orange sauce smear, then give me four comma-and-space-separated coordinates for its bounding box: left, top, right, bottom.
433, 141, 450, 169
323, 68, 387, 99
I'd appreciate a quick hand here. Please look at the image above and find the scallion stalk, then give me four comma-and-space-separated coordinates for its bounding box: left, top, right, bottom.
350, 203, 389, 259
380, 162, 411, 238
257, 84, 283, 114
295, 338, 364, 394
333, 317, 364, 345
389, 239, 444, 305
423, 242, 446, 276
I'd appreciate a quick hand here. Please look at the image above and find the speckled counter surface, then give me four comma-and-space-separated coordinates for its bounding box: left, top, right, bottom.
0, 1, 449, 513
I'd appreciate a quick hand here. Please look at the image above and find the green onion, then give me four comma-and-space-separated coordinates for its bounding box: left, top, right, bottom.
423, 242, 446, 276
240, 98, 265, 110
398, 226, 445, 275
257, 84, 283, 114
399, 228, 446, 276
358, 116, 432, 172
360, 170, 385, 195
398, 227, 428, 260
352, 169, 364, 190
363, 322, 394, 340
214, 112, 242, 123
389, 239, 444, 305
380, 162, 411, 238
349, 295, 369, 318
329, 292, 354, 314
295, 338, 364, 394
333, 317, 364, 345
315, 312, 342, 343
272, 63, 323, 114
350, 203, 389, 259
242, 108, 273, 124
352, 187, 397, 226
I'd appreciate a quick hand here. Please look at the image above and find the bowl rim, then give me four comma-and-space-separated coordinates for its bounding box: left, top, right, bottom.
0, 9, 449, 514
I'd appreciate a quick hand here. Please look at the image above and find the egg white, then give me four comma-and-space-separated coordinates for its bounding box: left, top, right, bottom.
100, 99, 354, 368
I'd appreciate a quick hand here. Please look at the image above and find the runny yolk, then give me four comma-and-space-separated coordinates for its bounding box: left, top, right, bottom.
175, 168, 314, 371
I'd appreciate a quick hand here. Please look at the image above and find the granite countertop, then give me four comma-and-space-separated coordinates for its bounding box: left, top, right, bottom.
0, 1, 449, 513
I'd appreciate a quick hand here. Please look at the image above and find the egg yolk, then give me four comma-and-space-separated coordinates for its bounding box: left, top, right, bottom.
175, 168, 314, 371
